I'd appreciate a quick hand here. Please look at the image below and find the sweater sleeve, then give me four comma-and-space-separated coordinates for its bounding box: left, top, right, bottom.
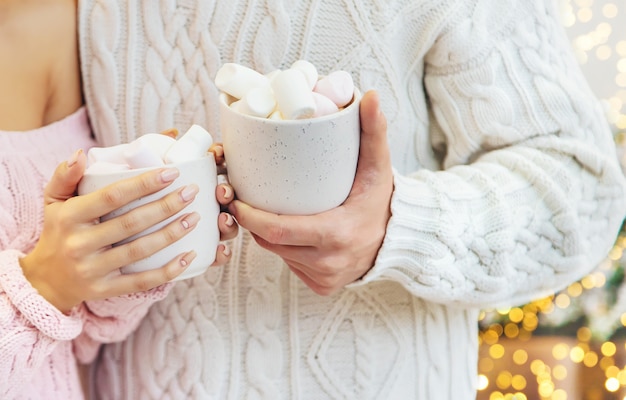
349, 0, 626, 308
73, 284, 173, 364
0, 249, 83, 394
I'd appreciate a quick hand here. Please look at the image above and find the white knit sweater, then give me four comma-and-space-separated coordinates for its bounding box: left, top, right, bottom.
79, 1, 626, 399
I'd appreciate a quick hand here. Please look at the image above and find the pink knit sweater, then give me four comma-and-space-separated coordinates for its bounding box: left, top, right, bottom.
0, 108, 171, 399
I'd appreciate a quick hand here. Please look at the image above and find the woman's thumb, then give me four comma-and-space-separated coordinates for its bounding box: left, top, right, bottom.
44, 149, 87, 205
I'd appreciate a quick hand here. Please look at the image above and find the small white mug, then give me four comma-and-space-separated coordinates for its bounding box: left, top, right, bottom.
77, 155, 220, 281
220, 89, 361, 215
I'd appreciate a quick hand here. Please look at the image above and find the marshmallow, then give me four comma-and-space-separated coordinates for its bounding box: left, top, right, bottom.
291, 60, 318, 90
87, 144, 130, 165
123, 139, 166, 169
134, 133, 177, 160
313, 70, 354, 108
312, 92, 340, 117
215, 63, 270, 100
271, 69, 317, 120
85, 161, 131, 174
164, 124, 214, 163
265, 69, 281, 83
234, 86, 277, 118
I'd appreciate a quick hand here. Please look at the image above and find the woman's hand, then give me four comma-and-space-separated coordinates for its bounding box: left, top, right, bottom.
229, 90, 392, 295
19, 150, 201, 314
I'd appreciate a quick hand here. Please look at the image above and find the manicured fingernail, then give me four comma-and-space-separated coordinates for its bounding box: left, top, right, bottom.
181, 212, 201, 229
224, 213, 234, 227
160, 168, 179, 182
67, 149, 83, 167
222, 185, 233, 199
180, 250, 197, 268
180, 184, 199, 202
222, 245, 231, 257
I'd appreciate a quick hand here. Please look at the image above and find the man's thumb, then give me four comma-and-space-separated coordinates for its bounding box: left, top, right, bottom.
353, 90, 390, 184
44, 149, 87, 205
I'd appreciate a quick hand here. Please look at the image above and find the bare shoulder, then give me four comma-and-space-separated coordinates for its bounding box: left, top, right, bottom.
0, 0, 81, 130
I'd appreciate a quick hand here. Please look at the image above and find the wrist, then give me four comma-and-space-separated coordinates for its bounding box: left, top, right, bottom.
19, 254, 76, 314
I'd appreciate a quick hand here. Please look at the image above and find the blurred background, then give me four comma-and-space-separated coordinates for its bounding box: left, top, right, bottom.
477, 1, 626, 399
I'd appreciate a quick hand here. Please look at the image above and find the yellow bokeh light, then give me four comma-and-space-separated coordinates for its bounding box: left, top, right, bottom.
496, 371, 513, 390
552, 343, 570, 360
555, 294, 571, 309
552, 389, 568, 400
489, 391, 504, 400
583, 351, 599, 368
538, 381, 555, 398
596, 22, 613, 39
593, 272, 607, 288
609, 245, 624, 260
617, 115, 626, 130
479, 357, 495, 373
600, 356, 616, 370
617, 73, 626, 88
513, 349, 529, 365
497, 307, 511, 316
483, 329, 500, 345
618, 59, 626, 74
553, 364, 568, 381
522, 313, 538, 331
577, 7, 593, 23
617, 370, 626, 385
570, 346, 585, 363
606, 377, 620, 392
490, 344, 505, 359
530, 359, 547, 375
618, 41, 626, 57
581, 275, 595, 289
602, 341, 617, 357
504, 323, 520, 339
577, 327, 592, 342
603, 3, 619, 18
596, 45, 612, 60
567, 282, 583, 297
511, 375, 527, 391
509, 308, 524, 323
606, 365, 620, 378
477, 374, 489, 391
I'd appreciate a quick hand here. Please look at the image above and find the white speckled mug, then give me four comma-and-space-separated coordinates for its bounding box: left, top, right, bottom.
77, 156, 220, 281
219, 89, 361, 215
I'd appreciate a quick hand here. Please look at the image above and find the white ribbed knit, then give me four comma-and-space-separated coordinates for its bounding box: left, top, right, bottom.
79, 1, 626, 399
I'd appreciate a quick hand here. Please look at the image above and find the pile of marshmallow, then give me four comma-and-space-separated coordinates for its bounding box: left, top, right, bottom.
84, 125, 214, 174
215, 60, 355, 120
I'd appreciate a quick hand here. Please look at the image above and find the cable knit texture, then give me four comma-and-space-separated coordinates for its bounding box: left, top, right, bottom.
78, 1, 626, 399
0, 108, 174, 399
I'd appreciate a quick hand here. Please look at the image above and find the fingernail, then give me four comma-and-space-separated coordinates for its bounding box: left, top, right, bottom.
180, 250, 197, 268
222, 185, 233, 199
222, 245, 231, 257
180, 184, 199, 202
224, 213, 234, 227
67, 149, 83, 167
181, 212, 201, 229
160, 168, 179, 183
160, 128, 179, 138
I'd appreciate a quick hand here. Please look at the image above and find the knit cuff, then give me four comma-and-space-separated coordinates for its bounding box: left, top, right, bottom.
346, 169, 472, 302
80, 283, 173, 344
0, 250, 83, 341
